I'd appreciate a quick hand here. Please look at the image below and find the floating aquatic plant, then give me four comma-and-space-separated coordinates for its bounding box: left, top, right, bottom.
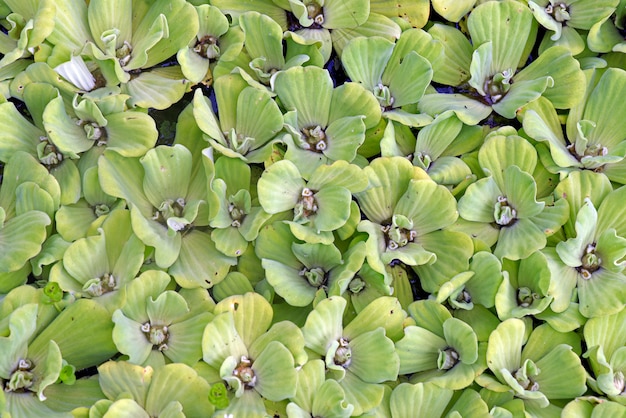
301, 296, 403, 415
1, 0, 626, 416
177, 4, 244, 84
98, 144, 236, 285
396, 300, 482, 390
457, 130, 569, 260
523, 68, 626, 183
274, 65, 381, 177
479, 318, 587, 409
47, 0, 198, 109
419, 0, 586, 124
193, 72, 285, 163
529, 0, 620, 54
201, 292, 304, 416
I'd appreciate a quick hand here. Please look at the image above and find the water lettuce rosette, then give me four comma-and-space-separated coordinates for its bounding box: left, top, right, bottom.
209, 156, 271, 258
257, 159, 367, 243
192, 72, 285, 163
340, 29, 435, 126
111, 270, 213, 367
355, 156, 463, 282
523, 68, 626, 183
201, 292, 305, 416
301, 296, 404, 415
1, 0, 626, 415
98, 144, 236, 286
273, 65, 381, 177
395, 300, 482, 390
47, 0, 199, 109
419, 0, 585, 124
49, 208, 144, 307
457, 130, 569, 260
258, 224, 366, 307
212, 10, 323, 87
177, 4, 244, 84
478, 318, 586, 409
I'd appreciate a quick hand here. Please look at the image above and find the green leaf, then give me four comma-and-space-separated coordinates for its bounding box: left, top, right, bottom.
344, 296, 405, 341
395, 179, 458, 234
523, 107, 580, 169
202, 312, 247, 369
468, 0, 534, 72
486, 318, 525, 383
458, 177, 501, 223
252, 341, 297, 401
122, 67, 190, 110
134, 0, 198, 68
192, 88, 224, 143
0, 210, 50, 273
322, 0, 369, 29
263, 258, 317, 307
87, 0, 132, 52
144, 363, 213, 417
214, 292, 273, 349
112, 311, 152, 365
532, 344, 587, 399
235, 88, 284, 152
341, 36, 395, 92
329, 82, 382, 130
146, 291, 189, 324
43, 94, 93, 158
257, 160, 305, 214
431, 0, 475, 22
98, 360, 152, 406
468, 41, 494, 97
98, 150, 152, 214
444, 318, 478, 364
339, 371, 385, 416
104, 111, 158, 157
478, 134, 537, 188
349, 327, 399, 382
130, 205, 181, 268
31, 299, 117, 370
580, 68, 626, 149
492, 76, 554, 119
307, 160, 367, 192
495, 218, 547, 261
503, 166, 545, 218
0, 102, 42, 161
515, 46, 585, 109
274, 66, 333, 128
0, 303, 37, 377
370, 0, 430, 28
418, 93, 492, 126
323, 115, 366, 162
428, 24, 473, 86
311, 378, 354, 417
390, 382, 454, 418
302, 296, 345, 355
239, 11, 285, 71
578, 268, 626, 318
140, 144, 192, 209
169, 230, 236, 288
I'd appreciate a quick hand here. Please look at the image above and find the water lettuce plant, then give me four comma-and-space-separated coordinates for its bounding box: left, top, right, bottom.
1, 0, 626, 416
274, 65, 381, 177
47, 0, 198, 109
419, 0, 586, 124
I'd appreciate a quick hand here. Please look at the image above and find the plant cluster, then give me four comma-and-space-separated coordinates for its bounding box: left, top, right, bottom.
1, 0, 626, 417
